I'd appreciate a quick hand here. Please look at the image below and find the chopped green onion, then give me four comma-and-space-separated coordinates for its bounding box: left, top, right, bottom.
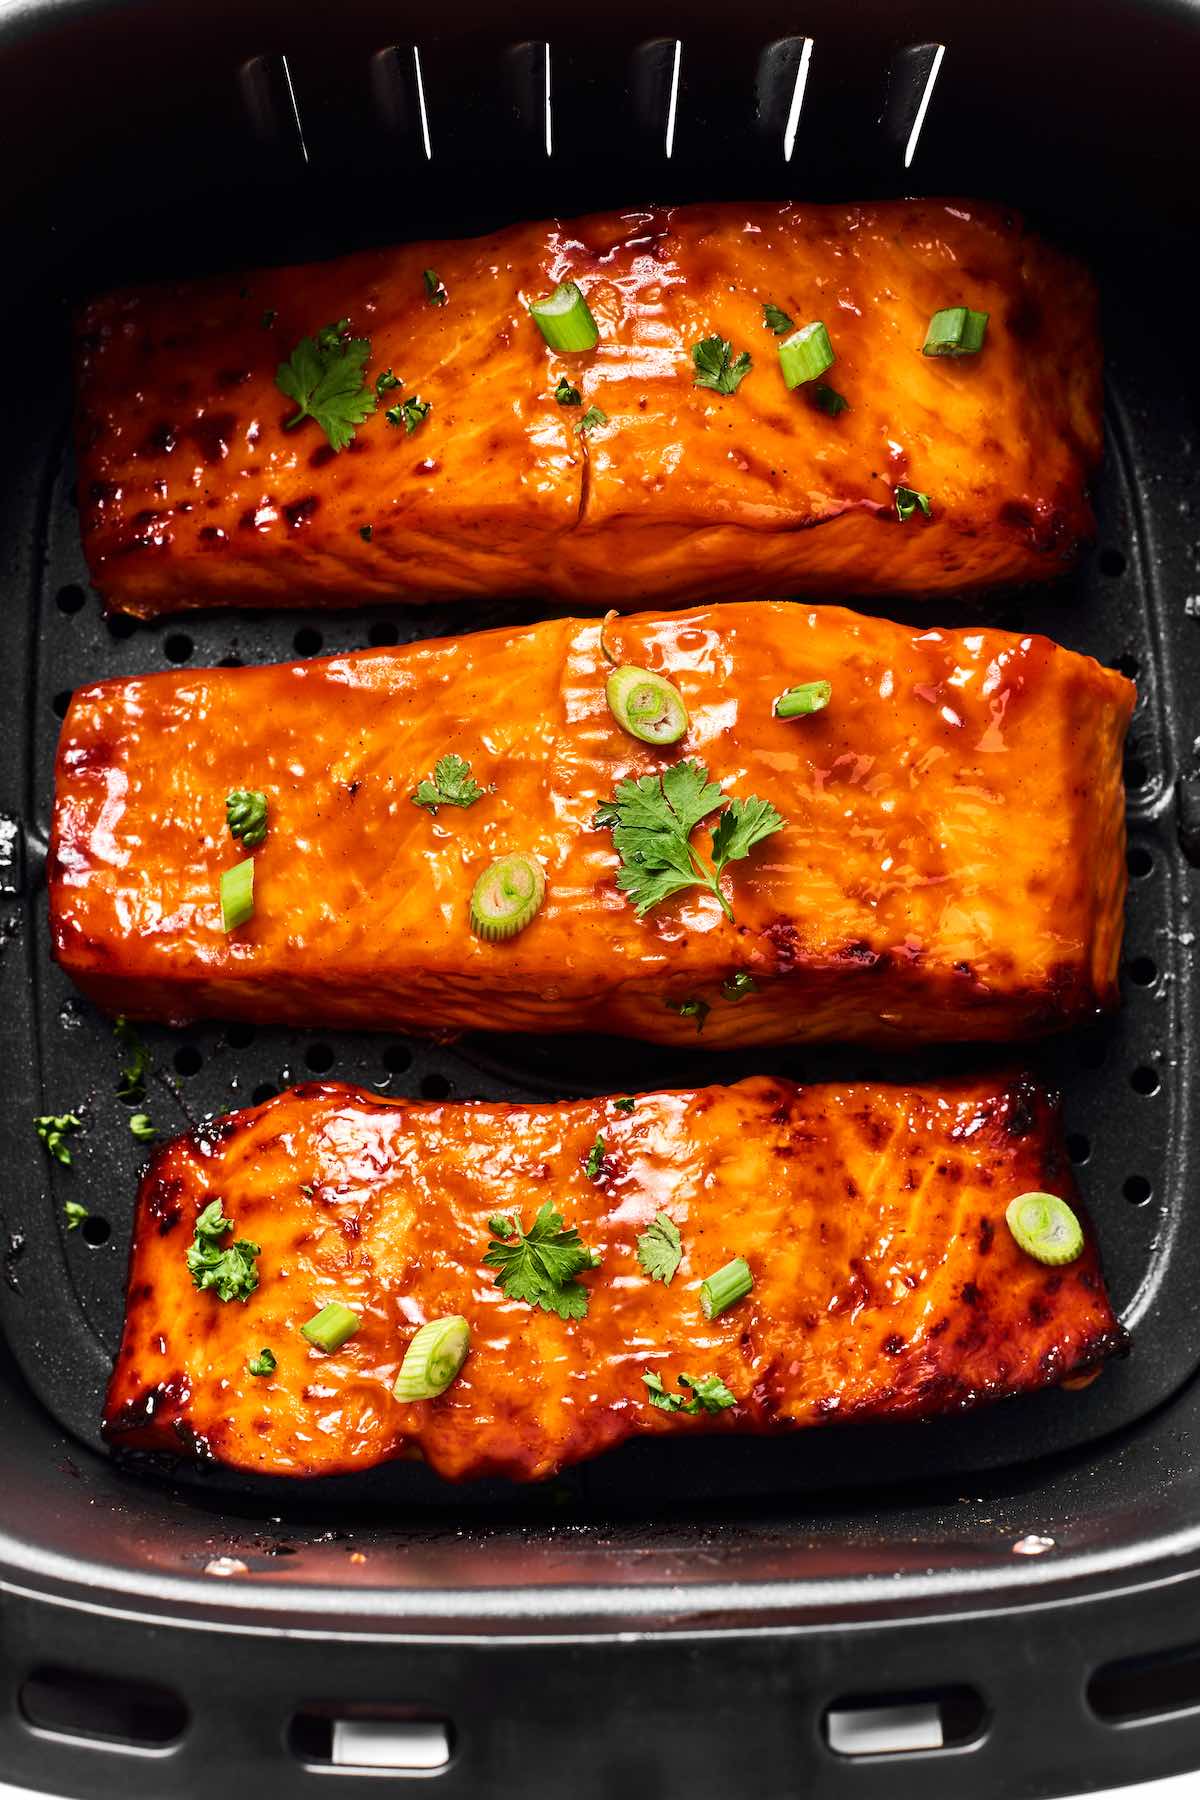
775, 680, 832, 719
301, 1301, 360, 1353
226, 788, 268, 848
606, 665, 689, 746
469, 853, 546, 942
1005, 1193, 1084, 1266
529, 281, 599, 353
613, 1096, 636, 1114
375, 368, 400, 394
812, 383, 849, 417
63, 1199, 89, 1230
922, 306, 989, 357
220, 858, 255, 933
247, 1347, 276, 1377
387, 396, 431, 434
129, 1112, 157, 1143
895, 486, 932, 523
700, 1255, 753, 1320
392, 1314, 470, 1401
778, 321, 834, 390
672, 997, 709, 1033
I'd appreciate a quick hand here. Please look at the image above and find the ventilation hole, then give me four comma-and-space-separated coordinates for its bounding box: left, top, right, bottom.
173, 1044, 203, 1077
1127, 845, 1154, 878
1099, 548, 1127, 578
420, 1073, 451, 1100
293, 627, 323, 657
1112, 651, 1140, 680
1131, 1065, 1161, 1096
304, 1042, 335, 1073
81, 1216, 111, 1246
1066, 1132, 1091, 1165
217, 655, 244, 669
20, 1666, 187, 1748
1128, 955, 1158, 987
368, 620, 399, 647
1089, 1641, 1200, 1723
1124, 1174, 1152, 1206
1125, 757, 1149, 788
106, 613, 137, 640
56, 583, 86, 615
225, 1022, 256, 1048
52, 689, 73, 719
163, 632, 193, 664
1077, 1037, 1107, 1070
824, 1687, 984, 1758
383, 1043, 413, 1074
251, 1082, 278, 1105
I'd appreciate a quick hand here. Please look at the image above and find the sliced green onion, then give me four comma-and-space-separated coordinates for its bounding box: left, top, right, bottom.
922, 306, 989, 357
301, 1301, 360, 1352
775, 680, 832, 720
1005, 1193, 1084, 1266
895, 486, 932, 523
392, 1314, 470, 1401
469, 853, 546, 942
529, 281, 599, 353
606, 666, 689, 745
778, 321, 834, 390
700, 1255, 753, 1320
220, 858, 254, 933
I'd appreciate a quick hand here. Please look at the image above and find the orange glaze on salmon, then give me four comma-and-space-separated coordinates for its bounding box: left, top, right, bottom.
74, 199, 1101, 617
102, 1076, 1124, 1483
49, 602, 1134, 1047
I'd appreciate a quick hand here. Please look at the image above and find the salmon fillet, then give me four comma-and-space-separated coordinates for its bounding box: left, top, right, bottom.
102, 1076, 1123, 1483
74, 199, 1100, 617
50, 602, 1134, 1046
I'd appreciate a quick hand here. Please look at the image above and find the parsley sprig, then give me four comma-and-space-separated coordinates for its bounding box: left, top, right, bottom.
595, 760, 784, 922
276, 319, 377, 452
643, 1371, 737, 1413
483, 1203, 600, 1320
692, 335, 752, 395
410, 753, 487, 815
185, 1200, 261, 1304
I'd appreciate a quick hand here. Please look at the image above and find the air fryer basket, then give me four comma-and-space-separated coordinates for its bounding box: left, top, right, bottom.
1, 0, 1199, 1794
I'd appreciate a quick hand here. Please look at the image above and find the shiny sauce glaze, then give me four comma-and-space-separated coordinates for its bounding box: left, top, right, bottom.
74, 199, 1101, 616
50, 602, 1134, 1047
103, 1076, 1123, 1482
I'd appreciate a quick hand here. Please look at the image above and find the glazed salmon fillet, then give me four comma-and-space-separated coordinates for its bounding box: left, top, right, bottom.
102, 1076, 1123, 1483
74, 199, 1100, 617
50, 602, 1134, 1047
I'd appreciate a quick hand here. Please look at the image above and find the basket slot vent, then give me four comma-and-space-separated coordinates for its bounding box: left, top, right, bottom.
630, 36, 682, 159
1089, 1642, 1200, 1723
503, 40, 553, 159
19, 1665, 187, 1751
238, 53, 308, 165
291, 1709, 453, 1771
824, 1687, 985, 1758
882, 42, 947, 169
370, 45, 432, 159
754, 37, 815, 164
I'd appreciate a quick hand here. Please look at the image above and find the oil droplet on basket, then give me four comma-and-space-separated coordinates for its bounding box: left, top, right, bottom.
1012, 1534, 1055, 1556
204, 1555, 250, 1577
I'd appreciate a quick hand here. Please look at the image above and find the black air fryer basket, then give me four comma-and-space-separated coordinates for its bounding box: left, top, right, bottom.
1, 1, 1199, 1794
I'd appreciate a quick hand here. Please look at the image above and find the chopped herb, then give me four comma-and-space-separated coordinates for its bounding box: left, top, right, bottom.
386, 395, 432, 434
576, 405, 607, 434
129, 1113, 157, 1143
674, 997, 710, 1032
778, 321, 834, 390
1005, 1192, 1084, 1266
185, 1199, 261, 1304
812, 384, 849, 416
530, 281, 599, 352
470, 854, 545, 941
424, 268, 448, 306
584, 1134, 606, 1181
63, 1199, 89, 1231
555, 376, 582, 406
261, 309, 277, 330
226, 788, 268, 848
613, 1097, 636, 1115
692, 335, 752, 395
642, 1370, 737, 1413
895, 486, 932, 522
775, 680, 832, 719
393, 1314, 470, 1400
114, 1015, 149, 1103
636, 1212, 682, 1284
922, 306, 988, 356
487, 1213, 515, 1239
375, 368, 400, 394
595, 758, 784, 922
763, 302, 794, 335
247, 1347, 276, 1377
360, 523, 373, 542
722, 972, 757, 1001
276, 318, 377, 452
35, 1112, 81, 1166
302, 1301, 360, 1352
410, 752, 487, 815
220, 858, 255, 933
482, 1202, 600, 1321
700, 1255, 754, 1320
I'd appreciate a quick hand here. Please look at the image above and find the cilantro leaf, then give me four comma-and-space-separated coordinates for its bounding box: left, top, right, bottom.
64, 1199, 89, 1231
424, 268, 447, 306
722, 972, 756, 1001
643, 1371, 684, 1411
35, 1111, 81, 1166
642, 1370, 738, 1413
673, 996, 710, 1032
114, 1015, 149, 1103
636, 1212, 681, 1284
386, 396, 432, 434
576, 406, 608, 435
813, 383, 849, 417
612, 1097, 636, 1115
691, 335, 752, 395
584, 1134, 607, 1181
482, 1202, 599, 1319
276, 319, 377, 452
895, 485, 932, 522
595, 759, 784, 922
247, 1347, 276, 1377
410, 753, 487, 816
185, 1199, 261, 1304
555, 376, 582, 406
487, 1213, 515, 1239
763, 302, 794, 335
